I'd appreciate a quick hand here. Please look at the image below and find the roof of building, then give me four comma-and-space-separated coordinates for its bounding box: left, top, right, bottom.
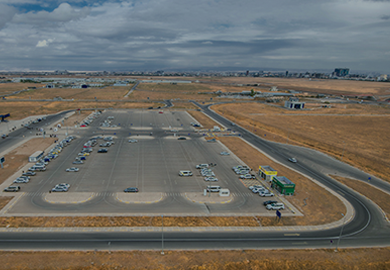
274, 176, 295, 185
260, 165, 276, 172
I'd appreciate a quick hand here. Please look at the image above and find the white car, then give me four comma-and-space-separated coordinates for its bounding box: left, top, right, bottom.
259, 191, 274, 197
220, 151, 230, 156
266, 203, 285, 210
56, 183, 70, 189
289, 157, 297, 163
196, 164, 209, 169
248, 185, 263, 190
13, 178, 29, 183
204, 177, 218, 182
239, 174, 256, 179
128, 139, 138, 143
252, 187, 266, 194
66, 167, 79, 172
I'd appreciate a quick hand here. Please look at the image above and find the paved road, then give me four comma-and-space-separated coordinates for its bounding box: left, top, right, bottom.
0, 105, 389, 250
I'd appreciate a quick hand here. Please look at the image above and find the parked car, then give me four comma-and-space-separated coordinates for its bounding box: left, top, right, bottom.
239, 174, 256, 179
266, 203, 285, 210
98, 148, 108, 153
22, 171, 36, 176
128, 139, 138, 143
56, 183, 70, 189
204, 177, 218, 182
177, 137, 187, 140
124, 187, 139, 193
259, 191, 274, 197
73, 160, 84, 164
196, 164, 209, 169
263, 200, 278, 206
51, 186, 68, 192
66, 167, 79, 172
13, 178, 29, 183
4, 186, 21, 192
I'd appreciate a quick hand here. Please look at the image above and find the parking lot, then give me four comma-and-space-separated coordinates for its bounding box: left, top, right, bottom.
4, 110, 294, 216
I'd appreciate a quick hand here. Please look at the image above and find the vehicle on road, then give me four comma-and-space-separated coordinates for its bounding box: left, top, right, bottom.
66, 167, 79, 172
98, 148, 108, 153
4, 186, 20, 192
56, 183, 70, 189
124, 187, 139, 193
128, 139, 138, 143
220, 151, 230, 156
204, 177, 218, 182
179, 170, 193, 176
289, 157, 297, 163
266, 203, 285, 210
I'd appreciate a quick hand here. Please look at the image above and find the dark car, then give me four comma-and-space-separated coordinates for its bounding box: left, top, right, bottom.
98, 148, 108, 153
177, 137, 187, 140
263, 200, 278, 206
124, 187, 139, 193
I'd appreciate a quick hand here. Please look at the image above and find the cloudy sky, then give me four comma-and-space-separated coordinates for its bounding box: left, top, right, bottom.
0, 0, 389, 73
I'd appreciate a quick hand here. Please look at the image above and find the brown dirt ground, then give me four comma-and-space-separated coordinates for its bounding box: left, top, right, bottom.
0, 248, 389, 270
213, 102, 390, 183
132, 83, 219, 101
7, 85, 134, 100
332, 175, 390, 220
0, 101, 159, 120
0, 138, 56, 185
218, 137, 346, 226
0, 83, 45, 95
197, 77, 390, 96
186, 111, 219, 129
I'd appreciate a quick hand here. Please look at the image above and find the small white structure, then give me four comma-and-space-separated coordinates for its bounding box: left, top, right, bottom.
285, 97, 305, 109
219, 188, 230, 197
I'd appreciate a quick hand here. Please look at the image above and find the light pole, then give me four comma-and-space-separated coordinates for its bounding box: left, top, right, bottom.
341, 141, 346, 161
161, 215, 164, 255
335, 213, 346, 252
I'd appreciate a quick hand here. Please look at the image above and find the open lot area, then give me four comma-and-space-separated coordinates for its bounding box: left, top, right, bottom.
213, 102, 390, 183
2, 110, 289, 216
7, 85, 134, 100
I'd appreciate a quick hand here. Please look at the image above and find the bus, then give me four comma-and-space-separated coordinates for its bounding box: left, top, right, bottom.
29, 151, 44, 163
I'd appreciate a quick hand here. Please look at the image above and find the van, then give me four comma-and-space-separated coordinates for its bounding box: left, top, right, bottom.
196, 164, 209, 169
179, 170, 193, 177
207, 185, 221, 192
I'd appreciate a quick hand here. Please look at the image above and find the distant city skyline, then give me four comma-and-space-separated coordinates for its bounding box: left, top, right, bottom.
0, 0, 389, 73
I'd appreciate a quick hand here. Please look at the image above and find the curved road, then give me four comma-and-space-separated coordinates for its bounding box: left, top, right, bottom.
0, 105, 389, 250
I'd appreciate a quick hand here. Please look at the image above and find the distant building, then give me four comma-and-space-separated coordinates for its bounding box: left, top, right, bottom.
284, 97, 305, 109
334, 68, 350, 77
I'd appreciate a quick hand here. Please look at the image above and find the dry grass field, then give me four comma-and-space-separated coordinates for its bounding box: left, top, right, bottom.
219, 137, 346, 226
7, 85, 133, 100
0, 138, 56, 185
196, 77, 390, 96
0, 248, 389, 270
186, 111, 219, 129
332, 175, 390, 220
0, 82, 44, 95
132, 82, 218, 101
0, 101, 158, 120
213, 102, 390, 183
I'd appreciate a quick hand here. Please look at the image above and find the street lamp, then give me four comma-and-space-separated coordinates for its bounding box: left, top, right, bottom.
335, 213, 346, 252
341, 141, 346, 161
161, 215, 164, 255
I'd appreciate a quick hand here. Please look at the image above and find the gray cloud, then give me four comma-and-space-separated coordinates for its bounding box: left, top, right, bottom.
0, 0, 389, 73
